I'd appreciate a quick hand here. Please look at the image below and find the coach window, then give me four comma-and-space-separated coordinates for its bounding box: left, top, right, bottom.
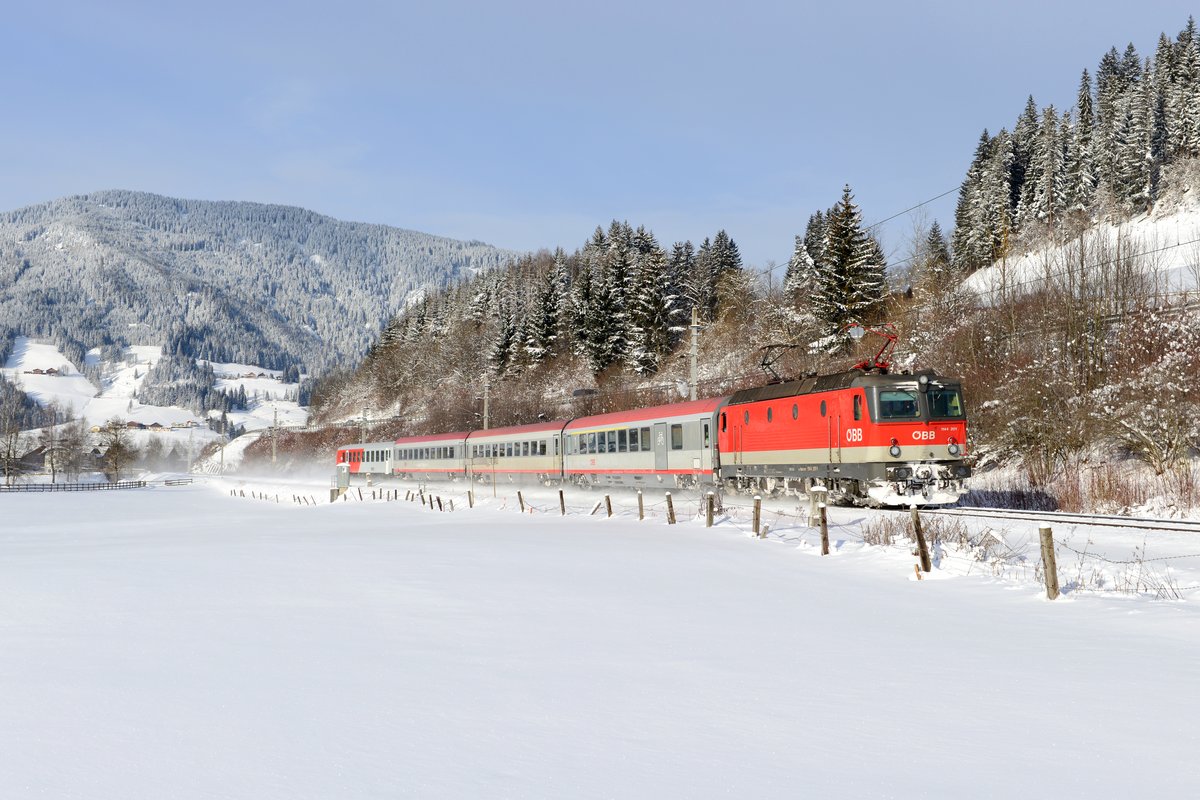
587, 432, 596, 454
607, 431, 617, 453
640, 427, 651, 451
628, 428, 639, 451
617, 429, 627, 452
670, 424, 683, 450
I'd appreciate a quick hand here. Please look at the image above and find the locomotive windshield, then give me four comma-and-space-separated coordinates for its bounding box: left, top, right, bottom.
879, 390, 920, 418
929, 388, 964, 419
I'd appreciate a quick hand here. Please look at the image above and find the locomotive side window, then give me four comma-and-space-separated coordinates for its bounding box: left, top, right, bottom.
792, 404, 798, 419
820, 401, 826, 417
929, 389, 964, 418
880, 390, 921, 418
854, 395, 862, 421
720, 412, 727, 432
703, 422, 710, 448
670, 424, 683, 450
767, 407, 773, 423
743, 410, 749, 424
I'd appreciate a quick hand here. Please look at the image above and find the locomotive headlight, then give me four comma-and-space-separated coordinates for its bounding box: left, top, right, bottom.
947, 437, 961, 457
888, 438, 901, 458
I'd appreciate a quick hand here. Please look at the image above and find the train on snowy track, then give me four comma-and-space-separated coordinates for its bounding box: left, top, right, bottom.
336, 331, 971, 506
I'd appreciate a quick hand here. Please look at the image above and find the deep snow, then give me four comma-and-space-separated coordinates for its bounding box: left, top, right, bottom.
1, 479, 1197, 798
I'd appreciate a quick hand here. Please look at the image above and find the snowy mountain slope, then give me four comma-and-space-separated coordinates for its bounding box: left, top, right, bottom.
963, 184, 1200, 302
2, 337, 306, 459
0, 190, 519, 373
1, 482, 1196, 798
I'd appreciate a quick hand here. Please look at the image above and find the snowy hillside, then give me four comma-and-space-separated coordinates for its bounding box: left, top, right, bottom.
1, 336, 307, 450
963, 172, 1200, 302
1, 480, 1197, 798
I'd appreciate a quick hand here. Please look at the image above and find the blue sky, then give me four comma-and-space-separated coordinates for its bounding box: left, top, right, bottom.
3, 1, 1197, 269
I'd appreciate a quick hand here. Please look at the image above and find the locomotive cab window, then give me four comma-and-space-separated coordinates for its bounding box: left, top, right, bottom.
854, 394, 862, 421
929, 388, 964, 418
879, 389, 921, 419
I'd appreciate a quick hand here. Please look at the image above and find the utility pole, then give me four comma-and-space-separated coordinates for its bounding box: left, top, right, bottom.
483, 376, 490, 431
271, 406, 278, 466
361, 404, 369, 445
689, 307, 702, 401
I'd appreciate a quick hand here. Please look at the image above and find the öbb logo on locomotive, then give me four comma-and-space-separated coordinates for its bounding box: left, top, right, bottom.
336, 328, 971, 506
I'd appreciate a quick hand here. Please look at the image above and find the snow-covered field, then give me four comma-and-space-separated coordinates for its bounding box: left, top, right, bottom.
2, 479, 1197, 798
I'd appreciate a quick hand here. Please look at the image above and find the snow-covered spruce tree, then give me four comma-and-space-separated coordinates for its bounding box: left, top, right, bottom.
666, 241, 697, 324
1017, 106, 1069, 228
808, 185, 887, 338
783, 234, 816, 303
708, 230, 744, 311
625, 233, 679, 374
1065, 70, 1099, 216
1169, 19, 1200, 159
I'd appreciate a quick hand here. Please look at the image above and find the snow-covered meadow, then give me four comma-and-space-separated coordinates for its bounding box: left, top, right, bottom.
2, 479, 1197, 798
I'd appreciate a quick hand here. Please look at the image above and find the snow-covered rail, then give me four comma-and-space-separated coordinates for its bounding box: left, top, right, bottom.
924, 506, 1200, 534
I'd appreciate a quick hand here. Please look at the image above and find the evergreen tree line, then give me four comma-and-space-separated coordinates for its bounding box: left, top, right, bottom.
952, 17, 1200, 273
136, 350, 236, 415
375, 221, 747, 381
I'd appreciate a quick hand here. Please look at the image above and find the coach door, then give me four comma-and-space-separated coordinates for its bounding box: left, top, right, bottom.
698, 417, 712, 472
653, 422, 669, 470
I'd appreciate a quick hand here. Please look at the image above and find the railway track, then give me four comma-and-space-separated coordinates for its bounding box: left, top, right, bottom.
921, 506, 1200, 534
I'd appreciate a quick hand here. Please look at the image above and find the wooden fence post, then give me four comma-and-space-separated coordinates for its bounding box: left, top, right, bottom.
637, 490, 644, 521
518, 491, 525, 513
705, 492, 714, 528
468, 489, 475, 509
666, 492, 676, 525
1039, 525, 1060, 600
911, 505, 932, 573
559, 489, 566, 516
449, 500, 454, 512
761, 524, 769, 540
436, 497, 443, 512
752, 495, 762, 537
605, 495, 613, 517
820, 503, 830, 555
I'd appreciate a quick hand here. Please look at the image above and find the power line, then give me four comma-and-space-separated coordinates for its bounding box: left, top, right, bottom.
757, 185, 961, 276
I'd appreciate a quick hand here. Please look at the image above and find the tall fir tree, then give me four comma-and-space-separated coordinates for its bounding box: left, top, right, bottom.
809, 185, 887, 337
